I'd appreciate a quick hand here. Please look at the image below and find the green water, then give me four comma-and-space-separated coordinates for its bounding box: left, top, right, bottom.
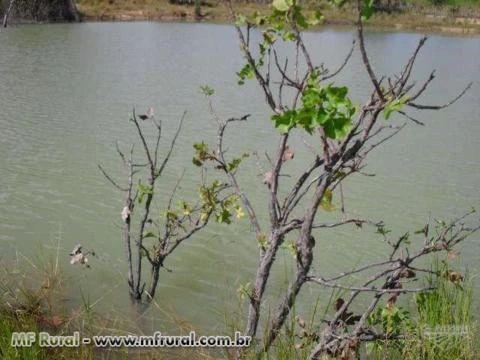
0, 22, 479, 333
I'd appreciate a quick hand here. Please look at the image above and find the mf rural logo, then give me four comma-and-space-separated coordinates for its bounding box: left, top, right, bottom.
422, 325, 472, 350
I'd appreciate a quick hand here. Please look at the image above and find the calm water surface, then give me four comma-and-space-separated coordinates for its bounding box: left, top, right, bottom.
0, 22, 479, 332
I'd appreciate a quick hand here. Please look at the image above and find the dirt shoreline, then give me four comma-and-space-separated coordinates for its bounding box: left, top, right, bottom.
74, 5, 480, 36
5, 2, 480, 36
78, 14, 480, 36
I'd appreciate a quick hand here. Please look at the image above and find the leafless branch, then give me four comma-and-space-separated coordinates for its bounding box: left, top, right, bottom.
98, 165, 128, 191
320, 40, 356, 82
308, 277, 434, 293
407, 82, 472, 110
356, 0, 383, 99
157, 111, 186, 177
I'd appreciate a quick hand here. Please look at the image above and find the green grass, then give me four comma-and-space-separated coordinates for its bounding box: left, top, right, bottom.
227, 257, 478, 360
365, 259, 477, 360
1, 245, 477, 360
0, 249, 218, 360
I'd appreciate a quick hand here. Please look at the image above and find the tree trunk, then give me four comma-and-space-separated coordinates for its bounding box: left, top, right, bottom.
64, 0, 79, 22
2, 0, 15, 27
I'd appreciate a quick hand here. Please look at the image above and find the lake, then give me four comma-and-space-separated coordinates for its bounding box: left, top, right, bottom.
0, 22, 479, 334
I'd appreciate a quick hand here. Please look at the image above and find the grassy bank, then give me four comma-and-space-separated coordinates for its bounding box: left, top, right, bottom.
1, 252, 477, 359
0, 252, 220, 360
75, 0, 480, 34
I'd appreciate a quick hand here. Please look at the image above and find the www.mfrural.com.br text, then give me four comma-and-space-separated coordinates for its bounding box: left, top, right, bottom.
11, 331, 252, 348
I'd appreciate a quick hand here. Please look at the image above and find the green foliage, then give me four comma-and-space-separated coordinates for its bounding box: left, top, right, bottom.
165, 209, 179, 233
367, 259, 476, 360
361, 0, 375, 21
237, 282, 253, 300
237, 63, 255, 85
192, 141, 211, 166
319, 188, 335, 211
257, 232, 269, 250
271, 71, 356, 138
416, 260, 472, 327
383, 96, 407, 120
376, 222, 392, 235
193, 143, 249, 172
236, 1, 324, 87
198, 181, 242, 225
227, 153, 249, 172
368, 304, 413, 335
137, 182, 154, 204
272, 0, 292, 12
142, 230, 156, 239
178, 199, 193, 216
199, 85, 215, 97
281, 239, 297, 258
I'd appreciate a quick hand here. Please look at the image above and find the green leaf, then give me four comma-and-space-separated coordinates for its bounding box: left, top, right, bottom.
325, 85, 348, 104
383, 98, 404, 120
376, 223, 391, 236
192, 157, 203, 167
281, 240, 297, 259
281, 31, 297, 42
361, 0, 374, 22
200, 85, 214, 96
307, 10, 324, 26
216, 208, 232, 224
271, 110, 296, 133
237, 63, 255, 85
253, 12, 266, 26
137, 183, 153, 204
235, 14, 247, 26
193, 141, 208, 153
237, 282, 253, 300
227, 157, 243, 172
272, 0, 291, 12
143, 231, 156, 239
320, 189, 335, 212
334, 170, 347, 180
292, 5, 308, 29
178, 200, 193, 216
257, 232, 268, 250
296, 110, 316, 134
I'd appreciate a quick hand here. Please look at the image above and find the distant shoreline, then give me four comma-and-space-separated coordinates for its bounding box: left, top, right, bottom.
4, 2, 480, 36
73, 1, 480, 36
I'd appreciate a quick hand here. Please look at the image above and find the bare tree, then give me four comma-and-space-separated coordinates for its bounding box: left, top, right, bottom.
187, 0, 478, 357
100, 110, 238, 302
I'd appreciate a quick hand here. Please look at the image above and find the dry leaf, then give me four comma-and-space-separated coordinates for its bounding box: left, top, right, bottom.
138, 107, 154, 120
69, 244, 82, 256
282, 145, 294, 161
50, 315, 64, 327
387, 294, 398, 308
335, 298, 345, 311
121, 206, 130, 223
398, 268, 416, 279
449, 271, 464, 283
296, 315, 306, 328
447, 250, 460, 261
435, 241, 449, 251
263, 171, 273, 188
70, 253, 87, 265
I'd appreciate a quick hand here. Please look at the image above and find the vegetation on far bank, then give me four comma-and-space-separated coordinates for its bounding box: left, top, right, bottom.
72, 0, 480, 34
